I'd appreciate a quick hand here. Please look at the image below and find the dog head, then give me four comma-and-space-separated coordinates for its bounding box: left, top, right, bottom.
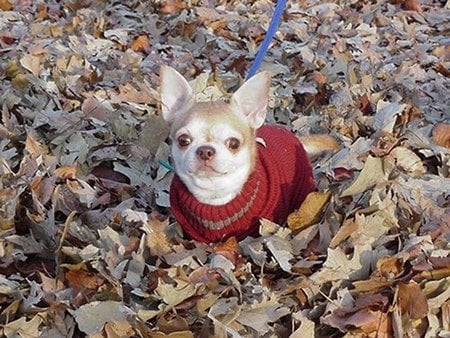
160, 66, 271, 205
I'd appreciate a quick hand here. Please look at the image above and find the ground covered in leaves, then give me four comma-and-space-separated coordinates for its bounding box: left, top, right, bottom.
0, 0, 449, 337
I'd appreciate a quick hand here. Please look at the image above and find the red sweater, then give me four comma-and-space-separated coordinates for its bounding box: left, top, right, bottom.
169, 125, 314, 243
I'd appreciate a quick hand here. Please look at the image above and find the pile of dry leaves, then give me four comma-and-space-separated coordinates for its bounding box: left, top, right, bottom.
0, 0, 449, 337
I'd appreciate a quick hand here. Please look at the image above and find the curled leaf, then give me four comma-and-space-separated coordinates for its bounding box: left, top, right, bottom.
287, 191, 331, 231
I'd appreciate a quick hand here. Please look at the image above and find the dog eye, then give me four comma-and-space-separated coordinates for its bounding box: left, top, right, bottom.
177, 134, 191, 147
227, 137, 240, 150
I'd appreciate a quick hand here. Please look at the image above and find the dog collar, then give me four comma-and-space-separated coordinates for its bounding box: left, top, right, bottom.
184, 180, 260, 231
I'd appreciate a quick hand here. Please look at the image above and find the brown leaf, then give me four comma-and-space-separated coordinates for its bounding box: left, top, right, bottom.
376, 256, 404, 279
131, 35, 150, 53
432, 123, 450, 149
397, 282, 429, 320
64, 0, 92, 12
5, 61, 20, 79
358, 93, 373, 115
432, 45, 450, 62
54, 164, 78, 180
147, 232, 172, 256
323, 306, 391, 335
112, 82, 155, 104
330, 218, 358, 248
0, 0, 12, 10
104, 320, 134, 338
188, 266, 220, 284
66, 269, 103, 290
25, 134, 48, 157
150, 331, 194, 338
81, 97, 110, 121
352, 278, 393, 293
391, 0, 422, 11
434, 63, 450, 77
11, 73, 29, 89
299, 135, 340, 158
287, 191, 331, 231
212, 236, 239, 264
156, 314, 190, 335
145, 213, 172, 256
30, 176, 57, 205
36, 4, 49, 20
159, 0, 187, 15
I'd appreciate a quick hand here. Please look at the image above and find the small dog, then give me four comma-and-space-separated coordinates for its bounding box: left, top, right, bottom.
160, 66, 336, 243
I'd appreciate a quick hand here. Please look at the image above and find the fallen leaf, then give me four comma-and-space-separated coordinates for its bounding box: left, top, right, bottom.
264, 235, 294, 272
160, 0, 187, 15
236, 297, 291, 335
390, 146, 426, 176
287, 191, 331, 230
70, 301, 134, 336
66, 269, 103, 290
82, 97, 111, 121
2, 315, 42, 337
131, 35, 150, 52
329, 218, 358, 248
104, 320, 135, 338
396, 281, 428, 320
54, 164, 78, 179
432, 123, 450, 149
20, 54, 41, 76
374, 101, 407, 133
0, 0, 13, 11
391, 0, 422, 11
376, 256, 404, 279
432, 45, 450, 62
341, 156, 387, 197
155, 279, 196, 310
25, 134, 48, 156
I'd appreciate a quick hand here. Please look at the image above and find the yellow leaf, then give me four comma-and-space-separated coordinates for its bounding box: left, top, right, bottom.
287, 191, 331, 231
11, 73, 29, 89
5, 61, 20, 79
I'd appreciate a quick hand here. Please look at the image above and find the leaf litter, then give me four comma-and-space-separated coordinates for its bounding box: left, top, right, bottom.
0, 0, 449, 337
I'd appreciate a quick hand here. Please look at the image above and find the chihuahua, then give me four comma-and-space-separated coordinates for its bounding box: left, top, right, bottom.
160, 66, 337, 243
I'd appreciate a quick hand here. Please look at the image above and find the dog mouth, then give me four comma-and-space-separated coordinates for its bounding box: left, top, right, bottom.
190, 164, 228, 176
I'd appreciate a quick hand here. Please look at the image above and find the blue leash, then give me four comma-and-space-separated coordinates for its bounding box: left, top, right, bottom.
246, 0, 288, 80
159, 0, 287, 171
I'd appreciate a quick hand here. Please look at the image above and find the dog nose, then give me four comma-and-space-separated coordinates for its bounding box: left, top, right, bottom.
196, 145, 216, 161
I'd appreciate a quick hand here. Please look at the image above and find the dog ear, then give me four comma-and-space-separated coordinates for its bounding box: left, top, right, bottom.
231, 72, 271, 129
160, 66, 194, 124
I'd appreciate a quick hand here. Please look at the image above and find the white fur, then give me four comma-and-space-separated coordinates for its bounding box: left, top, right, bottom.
171, 119, 253, 205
